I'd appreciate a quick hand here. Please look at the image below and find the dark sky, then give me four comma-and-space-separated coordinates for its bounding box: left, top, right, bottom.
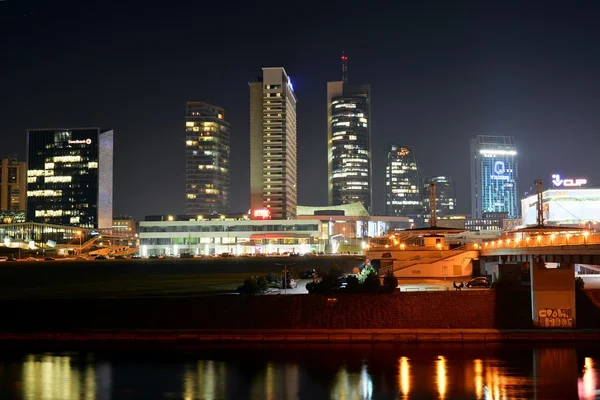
2, 0, 600, 219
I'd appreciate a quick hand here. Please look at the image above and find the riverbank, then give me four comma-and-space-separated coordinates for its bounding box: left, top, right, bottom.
2, 328, 600, 344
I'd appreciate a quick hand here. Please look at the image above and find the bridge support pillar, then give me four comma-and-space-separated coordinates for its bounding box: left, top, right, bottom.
531, 260, 576, 328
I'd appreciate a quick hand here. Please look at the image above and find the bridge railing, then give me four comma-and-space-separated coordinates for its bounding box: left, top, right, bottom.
481, 231, 600, 250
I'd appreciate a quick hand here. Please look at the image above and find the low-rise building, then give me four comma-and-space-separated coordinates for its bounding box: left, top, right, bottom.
139, 215, 321, 256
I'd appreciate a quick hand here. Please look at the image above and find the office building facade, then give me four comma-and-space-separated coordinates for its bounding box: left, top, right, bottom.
249, 67, 298, 220
385, 145, 421, 223
185, 101, 230, 216
27, 128, 114, 228
422, 174, 457, 224
327, 81, 372, 211
470, 135, 519, 219
0, 157, 27, 212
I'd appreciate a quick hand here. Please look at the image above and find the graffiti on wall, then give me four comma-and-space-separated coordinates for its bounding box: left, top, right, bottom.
538, 308, 573, 328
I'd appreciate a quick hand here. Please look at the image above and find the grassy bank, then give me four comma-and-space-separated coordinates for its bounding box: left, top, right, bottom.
0, 256, 363, 298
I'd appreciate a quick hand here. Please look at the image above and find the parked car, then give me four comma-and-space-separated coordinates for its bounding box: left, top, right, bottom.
114, 255, 127, 260
281, 279, 298, 289
301, 269, 316, 279
44, 257, 55, 261
95, 255, 108, 260
465, 277, 491, 288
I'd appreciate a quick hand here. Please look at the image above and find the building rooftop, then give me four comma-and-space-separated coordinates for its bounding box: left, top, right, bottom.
296, 202, 370, 217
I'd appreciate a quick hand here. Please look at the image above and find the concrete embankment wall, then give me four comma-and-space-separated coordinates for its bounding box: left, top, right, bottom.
2, 290, 600, 343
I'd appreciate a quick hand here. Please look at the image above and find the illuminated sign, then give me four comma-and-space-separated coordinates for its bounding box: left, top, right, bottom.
287, 76, 294, 92
490, 161, 510, 180
68, 139, 92, 145
252, 209, 271, 220
397, 148, 410, 156
551, 174, 587, 187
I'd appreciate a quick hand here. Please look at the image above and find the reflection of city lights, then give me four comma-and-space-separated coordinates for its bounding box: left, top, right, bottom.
437, 355, 447, 399
331, 364, 373, 399
398, 356, 410, 397
474, 359, 483, 400
580, 357, 597, 400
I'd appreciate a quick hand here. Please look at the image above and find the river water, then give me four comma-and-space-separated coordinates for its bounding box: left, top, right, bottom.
0, 343, 597, 399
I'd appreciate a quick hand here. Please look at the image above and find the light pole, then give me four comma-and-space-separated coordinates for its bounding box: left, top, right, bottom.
276, 262, 295, 295
78, 232, 82, 255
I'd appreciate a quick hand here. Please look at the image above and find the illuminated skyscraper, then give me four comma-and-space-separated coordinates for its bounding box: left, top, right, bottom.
327, 55, 371, 211
385, 145, 421, 222
249, 67, 298, 219
0, 157, 27, 212
26, 128, 113, 228
470, 135, 519, 218
185, 101, 230, 216
422, 174, 457, 224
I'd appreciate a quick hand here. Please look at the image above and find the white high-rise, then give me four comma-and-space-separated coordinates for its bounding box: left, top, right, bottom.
249, 67, 298, 219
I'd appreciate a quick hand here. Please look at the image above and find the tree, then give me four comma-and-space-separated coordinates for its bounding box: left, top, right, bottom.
382, 271, 397, 293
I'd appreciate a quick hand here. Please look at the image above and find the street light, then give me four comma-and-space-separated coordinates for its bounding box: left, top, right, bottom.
76, 231, 82, 255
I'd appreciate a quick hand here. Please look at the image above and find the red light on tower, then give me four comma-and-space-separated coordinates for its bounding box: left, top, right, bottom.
341, 55, 348, 61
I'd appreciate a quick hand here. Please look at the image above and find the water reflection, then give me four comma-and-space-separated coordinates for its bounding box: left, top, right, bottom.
398, 356, 410, 398
22, 354, 105, 400
580, 357, 598, 400
0, 346, 597, 399
331, 363, 373, 399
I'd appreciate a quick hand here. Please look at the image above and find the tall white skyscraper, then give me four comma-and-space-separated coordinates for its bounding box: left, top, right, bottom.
249, 67, 298, 220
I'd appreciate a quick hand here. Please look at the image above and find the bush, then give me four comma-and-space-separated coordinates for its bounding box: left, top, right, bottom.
265, 272, 280, 284
306, 272, 340, 294
237, 277, 260, 295
256, 276, 268, 293
576, 276, 585, 291
382, 271, 397, 293
363, 270, 381, 293
237, 276, 268, 295
358, 263, 377, 283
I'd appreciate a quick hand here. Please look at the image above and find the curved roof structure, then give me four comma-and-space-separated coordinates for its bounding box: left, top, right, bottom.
296, 202, 370, 217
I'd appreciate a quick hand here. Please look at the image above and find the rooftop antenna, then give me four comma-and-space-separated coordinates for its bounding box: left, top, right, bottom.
341, 51, 348, 83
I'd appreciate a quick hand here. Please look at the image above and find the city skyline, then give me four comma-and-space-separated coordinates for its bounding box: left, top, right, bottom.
2, 1, 600, 219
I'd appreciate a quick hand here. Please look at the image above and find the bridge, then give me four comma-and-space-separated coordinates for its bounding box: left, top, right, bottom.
367, 228, 600, 330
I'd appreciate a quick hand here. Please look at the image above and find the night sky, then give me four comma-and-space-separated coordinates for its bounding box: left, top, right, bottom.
2, 1, 600, 219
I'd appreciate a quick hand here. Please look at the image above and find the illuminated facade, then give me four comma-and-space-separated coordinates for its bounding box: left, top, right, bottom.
521, 189, 600, 226
249, 67, 298, 219
327, 81, 371, 211
139, 217, 320, 256
185, 101, 230, 215
470, 135, 519, 219
0, 157, 27, 212
27, 128, 114, 229
385, 145, 420, 222
422, 174, 457, 224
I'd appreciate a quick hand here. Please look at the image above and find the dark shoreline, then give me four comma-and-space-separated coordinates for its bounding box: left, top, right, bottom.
1, 328, 599, 344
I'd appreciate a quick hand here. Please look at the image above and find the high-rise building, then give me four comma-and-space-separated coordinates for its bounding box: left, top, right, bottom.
384, 145, 421, 223
327, 55, 372, 211
470, 135, 519, 219
185, 101, 230, 216
422, 174, 457, 224
0, 157, 27, 212
27, 128, 114, 228
249, 67, 298, 220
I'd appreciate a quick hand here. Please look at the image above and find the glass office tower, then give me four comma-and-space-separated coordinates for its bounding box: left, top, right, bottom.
185, 101, 230, 216
27, 128, 114, 228
385, 145, 421, 223
470, 135, 519, 218
327, 82, 371, 211
422, 174, 457, 223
